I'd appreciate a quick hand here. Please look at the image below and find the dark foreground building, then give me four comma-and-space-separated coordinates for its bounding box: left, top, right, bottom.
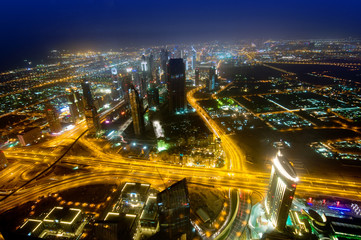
156, 178, 191, 240
167, 58, 186, 113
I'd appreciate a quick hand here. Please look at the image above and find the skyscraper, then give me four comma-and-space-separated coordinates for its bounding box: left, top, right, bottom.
81, 80, 94, 110
66, 88, 79, 123
195, 68, 200, 86
84, 107, 101, 134
129, 86, 145, 136
74, 90, 84, 115
81, 80, 100, 134
157, 178, 191, 240
160, 49, 169, 74
147, 86, 159, 108
191, 48, 197, 70
45, 103, 62, 133
140, 73, 148, 98
167, 58, 186, 113
111, 68, 121, 100
265, 151, 298, 231
208, 66, 217, 91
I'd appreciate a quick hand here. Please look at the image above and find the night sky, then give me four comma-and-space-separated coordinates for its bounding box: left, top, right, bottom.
1, 0, 361, 70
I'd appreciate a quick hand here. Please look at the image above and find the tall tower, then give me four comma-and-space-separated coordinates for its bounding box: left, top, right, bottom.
167, 58, 186, 113
66, 88, 79, 123
160, 49, 169, 74
191, 47, 197, 70
111, 67, 121, 100
208, 66, 217, 91
129, 86, 145, 136
147, 86, 159, 108
195, 68, 200, 86
81, 80, 100, 134
265, 151, 298, 231
81, 80, 94, 110
45, 103, 62, 133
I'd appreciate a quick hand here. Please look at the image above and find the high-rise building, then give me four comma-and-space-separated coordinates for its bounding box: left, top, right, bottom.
140, 73, 148, 98
208, 66, 217, 91
265, 151, 298, 231
66, 88, 79, 123
81, 80, 94, 110
45, 103, 62, 133
148, 53, 154, 80
74, 91, 84, 115
167, 58, 186, 113
81, 80, 100, 134
195, 68, 200, 86
191, 48, 197, 70
84, 107, 101, 134
157, 178, 191, 240
129, 86, 145, 136
141, 55, 148, 72
147, 87, 159, 108
160, 49, 169, 74
111, 68, 121, 100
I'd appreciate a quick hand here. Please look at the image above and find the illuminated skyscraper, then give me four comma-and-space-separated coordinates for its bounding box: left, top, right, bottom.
265, 151, 298, 231
195, 68, 200, 86
81, 80, 100, 134
157, 178, 191, 239
111, 67, 121, 100
45, 103, 62, 133
129, 86, 145, 136
167, 58, 186, 113
191, 47, 196, 70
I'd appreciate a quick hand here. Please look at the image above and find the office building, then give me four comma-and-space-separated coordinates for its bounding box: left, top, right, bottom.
147, 86, 159, 108
160, 49, 169, 74
167, 58, 187, 113
111, 70, 121, 100
265, 151, 298, 231
81, 80, 100, 134
81, 80, 94, 110
157, 178, 191, 239
140, 73, 148, 98
74, 90, 84, 115
129, 86, 145, 136
18, 206, 86, 239
195, 68, 200, 86
17, 127, 42, 146
208, 66, 217, 91
191, 48, 197, 70
84, 107, 101, 134
45, 103, 62, 133
66, 88, 79, 123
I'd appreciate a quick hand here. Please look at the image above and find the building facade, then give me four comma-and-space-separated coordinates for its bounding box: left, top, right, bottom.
167, 58, 186, 113
265, 151, 298, 231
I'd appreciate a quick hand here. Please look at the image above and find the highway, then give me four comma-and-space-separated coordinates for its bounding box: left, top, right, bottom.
2, 88, 361, 216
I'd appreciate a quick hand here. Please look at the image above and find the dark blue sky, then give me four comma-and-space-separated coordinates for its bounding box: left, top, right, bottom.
1, 0, 361, 70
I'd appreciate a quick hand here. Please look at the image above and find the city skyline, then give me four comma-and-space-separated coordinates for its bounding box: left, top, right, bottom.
1, 0, 361, 70
1, 1, 361, 239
